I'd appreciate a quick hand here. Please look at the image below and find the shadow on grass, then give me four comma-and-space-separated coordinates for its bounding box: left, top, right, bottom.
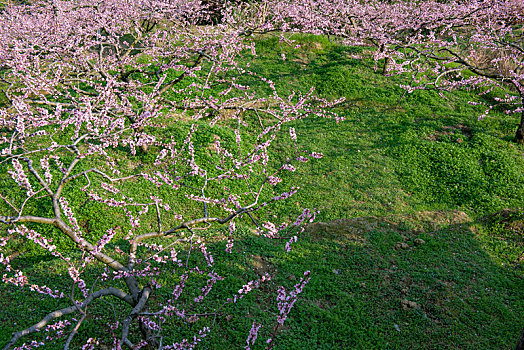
2, 209, 522, 349
277, 210, 523, 349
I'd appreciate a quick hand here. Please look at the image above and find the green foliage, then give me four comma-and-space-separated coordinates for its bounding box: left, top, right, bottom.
2, 34, 523, 349
392, 124, 524, 213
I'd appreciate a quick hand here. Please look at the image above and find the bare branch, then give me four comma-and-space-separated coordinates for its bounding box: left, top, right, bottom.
54, 157, 82, 200
155, 201, 162, 234
0, 215, 56, 225
63, 313, 86, 350
156, 52, 205, 96
128, 204, 257, 268
63, 168, 139, 187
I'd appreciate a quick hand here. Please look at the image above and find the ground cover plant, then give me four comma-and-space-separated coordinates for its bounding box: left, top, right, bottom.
248, 31, 524, 350
1, 0, 523, 349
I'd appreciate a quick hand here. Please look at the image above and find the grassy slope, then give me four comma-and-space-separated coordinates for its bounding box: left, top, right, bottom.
1, 34, 523, 349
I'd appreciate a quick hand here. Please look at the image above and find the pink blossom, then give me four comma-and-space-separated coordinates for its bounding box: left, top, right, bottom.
245, 322, 262, 350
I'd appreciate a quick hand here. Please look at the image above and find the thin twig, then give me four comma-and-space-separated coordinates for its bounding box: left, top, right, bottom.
63, 313, 86, 350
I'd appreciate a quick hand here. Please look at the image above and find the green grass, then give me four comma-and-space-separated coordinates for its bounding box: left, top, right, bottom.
1, 33, 523, 349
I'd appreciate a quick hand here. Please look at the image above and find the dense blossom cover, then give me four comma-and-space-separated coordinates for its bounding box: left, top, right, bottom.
0, 0, 341, 347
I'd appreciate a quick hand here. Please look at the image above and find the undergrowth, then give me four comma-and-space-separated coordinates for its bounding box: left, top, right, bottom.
1, 33, 523, 349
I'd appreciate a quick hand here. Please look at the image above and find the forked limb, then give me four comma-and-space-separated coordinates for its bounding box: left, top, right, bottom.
3, 288, 133, 350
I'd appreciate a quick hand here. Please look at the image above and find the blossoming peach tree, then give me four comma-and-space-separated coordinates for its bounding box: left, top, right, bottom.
274, 0, 524, 142
271, 0, 476, 72
384, 0, 524, 143
0, 0, 342, 348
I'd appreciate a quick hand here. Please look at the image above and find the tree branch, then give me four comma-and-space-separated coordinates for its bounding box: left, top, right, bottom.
0, 215, 56, 225
54, 218, 127, 272
157, 52, 205, 96
120, 286, 153, 348
20, 157, 54, 196
2, 287, 133, 350
128, 205, 257, 268
63, 313, 86, 350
